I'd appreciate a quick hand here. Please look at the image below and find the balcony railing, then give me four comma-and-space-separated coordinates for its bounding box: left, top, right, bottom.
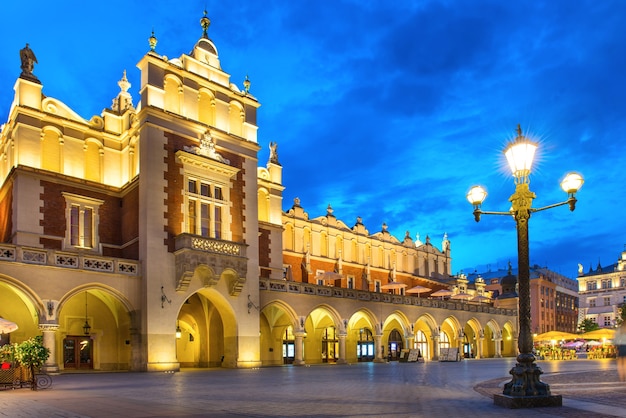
259, 279, 516, 316
175, 233, 246, 257
0, 244, 139, 276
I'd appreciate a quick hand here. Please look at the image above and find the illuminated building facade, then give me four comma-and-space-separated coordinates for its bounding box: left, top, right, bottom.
0, 12, 516, 371
577, 249, 626, 328
477, 265, 579, 334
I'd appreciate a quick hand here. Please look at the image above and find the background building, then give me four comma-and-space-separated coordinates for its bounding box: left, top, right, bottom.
577, 249, 626, 328
473, 265, 578, 334
0, 12, 517, 371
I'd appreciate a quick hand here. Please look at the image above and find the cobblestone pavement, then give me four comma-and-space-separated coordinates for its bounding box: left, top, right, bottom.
1, 358, 624, 417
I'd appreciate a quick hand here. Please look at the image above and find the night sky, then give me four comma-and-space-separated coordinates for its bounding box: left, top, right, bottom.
2, 1, 625, 279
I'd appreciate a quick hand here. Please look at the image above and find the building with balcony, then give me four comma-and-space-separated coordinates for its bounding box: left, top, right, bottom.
577, 249, 626, 328
0, 12, 517, 372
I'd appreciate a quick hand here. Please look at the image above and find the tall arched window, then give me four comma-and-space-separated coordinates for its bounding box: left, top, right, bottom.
41, 129, 61, 172
320, 233, 328, 257
198, 90, 215, 125
257, 188, 269, 223
284, 224, 294, 251
164, 75, 181, 114
84, 140, 101, 182
228, 102, 243, 136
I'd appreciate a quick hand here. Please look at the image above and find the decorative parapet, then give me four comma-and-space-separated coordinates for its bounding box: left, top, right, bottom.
0, 244, 139, 276
259, 279, 516, 316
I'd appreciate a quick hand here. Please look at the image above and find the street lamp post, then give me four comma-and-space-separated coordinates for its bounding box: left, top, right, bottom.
467, 125, 583, 408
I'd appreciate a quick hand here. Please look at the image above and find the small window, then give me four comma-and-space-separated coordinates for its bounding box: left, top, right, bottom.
63, 193, 103, 251
375, 280, 381, 293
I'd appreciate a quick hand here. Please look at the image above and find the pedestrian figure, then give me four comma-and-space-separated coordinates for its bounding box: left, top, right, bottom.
616, 322, 626, 382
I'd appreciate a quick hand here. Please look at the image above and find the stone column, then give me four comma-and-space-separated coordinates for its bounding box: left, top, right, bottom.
337, 333, 347, 364
432, 335, 440, 361
495, 337, 503, 358
39, 324, 60, 373
374, 334, 385, 362
476, 337, 484, 359
293, 331, 306, 366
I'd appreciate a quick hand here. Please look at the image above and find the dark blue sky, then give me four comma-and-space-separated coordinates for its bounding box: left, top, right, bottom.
2, 1, 625, 278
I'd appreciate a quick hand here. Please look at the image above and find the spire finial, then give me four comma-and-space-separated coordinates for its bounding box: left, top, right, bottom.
149, 30, 157, 51
201, 10, 211, 38
118, 70, 130, 93
516, 124, 523, 138
243, 74, 251, 93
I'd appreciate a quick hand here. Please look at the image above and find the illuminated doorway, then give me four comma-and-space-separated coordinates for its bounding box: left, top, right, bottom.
63, 336, 93, 369
283, 326, 295, 364
321, 326, 338, 363
415, 330, 428, 359
357, 328, 374, 362
387, 329, 403, 361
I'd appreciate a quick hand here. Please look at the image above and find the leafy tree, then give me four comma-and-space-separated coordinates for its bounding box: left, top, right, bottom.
578, 318, 600, 333
14, 336, 50, 390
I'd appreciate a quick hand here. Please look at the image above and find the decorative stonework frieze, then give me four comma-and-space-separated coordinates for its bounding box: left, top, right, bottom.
0, 245, 16, 260
22, 249, 46, 264
55, 254, 78, 268
83, 257, 114, 272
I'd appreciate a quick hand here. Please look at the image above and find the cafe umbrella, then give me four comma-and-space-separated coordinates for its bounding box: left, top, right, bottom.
0, 317, 18, 334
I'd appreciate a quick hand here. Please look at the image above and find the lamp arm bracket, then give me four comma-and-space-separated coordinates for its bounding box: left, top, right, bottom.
476, 209, 512, 217
530, 198, 574, 213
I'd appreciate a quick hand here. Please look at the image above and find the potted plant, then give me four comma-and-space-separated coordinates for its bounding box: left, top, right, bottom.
14, 336, 50, 390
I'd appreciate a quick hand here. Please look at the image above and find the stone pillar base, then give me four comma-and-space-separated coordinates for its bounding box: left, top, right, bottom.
293, 360, 306, 366
494, 394, 562, 409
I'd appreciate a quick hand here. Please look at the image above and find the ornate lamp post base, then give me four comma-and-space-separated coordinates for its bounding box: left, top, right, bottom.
493, 355, 563, 408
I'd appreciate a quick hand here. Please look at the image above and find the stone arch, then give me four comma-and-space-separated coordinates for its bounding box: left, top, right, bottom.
283, 222, 294, 251
257, 187, 270, 223
0, 274, 46, 328
83, 137, 103, 182
228, 100, 244, 136
40, 125, 63, 172
198, 88, 215, 125
177, 287, 239, 368
164, 74, 182, 114
302, 304, 342, 364
346, 308, 378, 363
259, 300, 300, 366
56, 283, 136, 371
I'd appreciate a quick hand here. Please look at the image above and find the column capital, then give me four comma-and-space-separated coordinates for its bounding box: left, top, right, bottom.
39, 323, 60, 332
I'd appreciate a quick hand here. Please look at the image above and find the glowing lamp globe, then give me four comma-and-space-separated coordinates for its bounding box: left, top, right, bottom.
560, 172, 584, 194
466, 186, 487, 206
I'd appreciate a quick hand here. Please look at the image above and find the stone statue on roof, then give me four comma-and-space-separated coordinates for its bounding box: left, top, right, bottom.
20, 43, 39, 81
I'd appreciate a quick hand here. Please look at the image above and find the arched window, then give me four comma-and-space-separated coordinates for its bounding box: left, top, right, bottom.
84, 140, 101, 182
320, 233, 328, 257
439, 331, 450, 350
198, 90, 215, 125
228, 102, 243, 137
284, 224, 294, 251
164, 75, 181, 114
257, 188, 269, 223
41, 129, 61, 172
